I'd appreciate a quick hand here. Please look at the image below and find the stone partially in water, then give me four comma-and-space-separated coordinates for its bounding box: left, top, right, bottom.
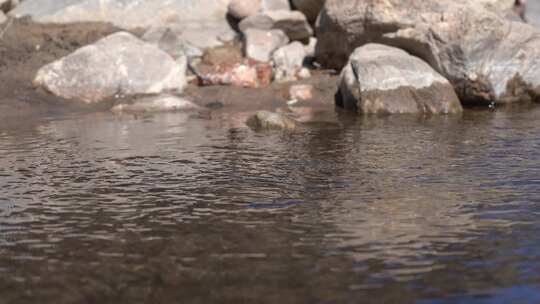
111, 95, 200, 113
317, 0, 540, 105
33, 32, 187, 104
247, 110, 297, 130
338, 44, 463, 114
289, 84, 313, 101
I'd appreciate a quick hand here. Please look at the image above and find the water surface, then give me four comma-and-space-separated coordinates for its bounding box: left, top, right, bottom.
0, 107, 539, 303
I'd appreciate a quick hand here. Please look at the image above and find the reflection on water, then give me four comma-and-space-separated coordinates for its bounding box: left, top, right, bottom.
0, 108, 539, 303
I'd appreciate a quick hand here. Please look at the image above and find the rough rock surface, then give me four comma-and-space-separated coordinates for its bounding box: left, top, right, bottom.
272, 41, 307, 82
142, 27, 202, 60
112, 95, 200, 113
0, 0, 9, 12
338, 44, 462, 115
317, 0, 540, 105
244, 28, 289, 62
196, 59, 273, 88
291, 0, 325, 23
239, 10, 313, 41
0, 10, 6, 23
261, 0, 290, 11
526, 0, 540, 27
10, 0, 230, 29
228, 0, 261, 20
11, 0, 237, 51
34, 32, 187, 104
247, 110, 297, 130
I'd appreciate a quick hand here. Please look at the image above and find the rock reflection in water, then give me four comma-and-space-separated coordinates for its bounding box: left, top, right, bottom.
0, 108, 539, 303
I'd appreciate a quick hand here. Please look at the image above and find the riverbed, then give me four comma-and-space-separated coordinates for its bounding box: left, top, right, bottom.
0, 106, 539, 303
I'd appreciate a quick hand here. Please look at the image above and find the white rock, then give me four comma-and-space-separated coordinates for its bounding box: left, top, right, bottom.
10, 0, 231, 30
34, 32, 187, 104
261, 0, 290, 11
244, 28, 289, 62
228, 0, 261, 19
272, 41, 307, 82
289, 84, 313, 101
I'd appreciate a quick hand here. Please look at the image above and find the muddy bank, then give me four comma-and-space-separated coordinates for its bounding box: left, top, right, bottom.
0, 19, 337, 121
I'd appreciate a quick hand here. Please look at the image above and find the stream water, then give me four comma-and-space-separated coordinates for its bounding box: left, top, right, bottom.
0, 107, 539, 303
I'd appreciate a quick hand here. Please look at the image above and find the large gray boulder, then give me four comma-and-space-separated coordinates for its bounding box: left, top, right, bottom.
291, 0, 325, 23
10, 0, 230, 29
338, 44, 462, 114
9, 0, 237, 50
526, 0, 540, 27
34, 32, 186, 104
244, 28, 289, 62
239, 10, 313, 41
317, 0, 540, 105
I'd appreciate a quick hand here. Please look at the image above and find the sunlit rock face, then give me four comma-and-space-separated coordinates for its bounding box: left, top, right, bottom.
338, 44, 462, 115
9, 0, 231, 29
316, 0, 540, 105
34, 32, 187, 104
526, 0, 540, 27
10, 0, 238, 52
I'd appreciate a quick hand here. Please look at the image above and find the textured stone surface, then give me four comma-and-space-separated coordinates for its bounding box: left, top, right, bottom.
317, 0, 540, 105
291, 0, 325, 23
289, 84, 313, 101
239, 10, 313, 41
244, 28, 289, 62
526, 0, 540, 27
247, 110, 297, 130
34, 32, 187, 104
338, 44, 462, 114
228, 0, 261, 19
111, 95, 200, 113
272, 41, 307, 82
0, 10, 6, 23
10, 0, 231, 29
261, 0, 290, 11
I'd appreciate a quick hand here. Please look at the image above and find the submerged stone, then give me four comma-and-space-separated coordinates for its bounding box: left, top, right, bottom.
247, 110, 297, 130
